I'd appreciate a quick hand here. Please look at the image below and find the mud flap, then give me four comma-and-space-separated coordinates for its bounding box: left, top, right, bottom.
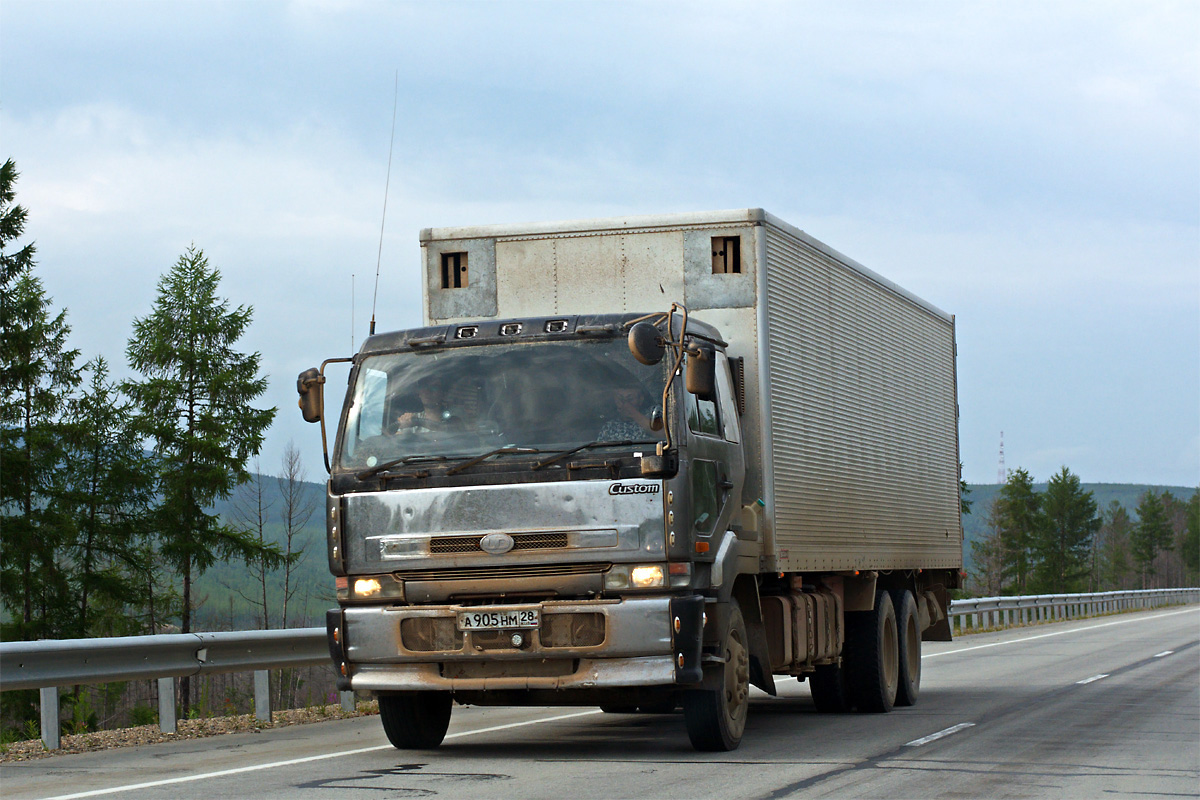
920, 584, 953, 642
326, 608, 351, 690
671, 595, 705, 685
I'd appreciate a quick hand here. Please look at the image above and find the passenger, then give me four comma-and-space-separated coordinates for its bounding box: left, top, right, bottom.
597, 387, 659, 441
395, 375, 462, 432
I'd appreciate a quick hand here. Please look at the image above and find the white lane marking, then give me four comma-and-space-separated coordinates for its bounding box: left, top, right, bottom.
904, 722, 975, 747
924, 607, 1198, 659
1075, 673, 1109, 685
1153, 650, 1174, 658
37, 709, 604, 800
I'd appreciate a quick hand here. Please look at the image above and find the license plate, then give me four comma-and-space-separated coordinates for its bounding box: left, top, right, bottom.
457, 608, 540, 631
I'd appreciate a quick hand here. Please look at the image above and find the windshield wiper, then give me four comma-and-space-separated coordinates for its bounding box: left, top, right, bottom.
356, 454, 448, 481
443, 446, 542, 476
532, 440, 659, 471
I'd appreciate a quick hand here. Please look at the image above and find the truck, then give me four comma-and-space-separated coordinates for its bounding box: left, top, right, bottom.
297, 208, 963, 752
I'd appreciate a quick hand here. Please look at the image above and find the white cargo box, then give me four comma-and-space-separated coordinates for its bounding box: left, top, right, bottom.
420, 209, 962, 573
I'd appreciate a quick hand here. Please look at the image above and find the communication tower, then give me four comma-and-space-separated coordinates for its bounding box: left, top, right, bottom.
997, 430, 1006, 484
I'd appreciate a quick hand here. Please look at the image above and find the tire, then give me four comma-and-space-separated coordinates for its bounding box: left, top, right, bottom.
808, 663, 853, 713
845, 589, 899, 713
890, 589, 921, 707
683, 605, 750, 752
378, 692, 453, 749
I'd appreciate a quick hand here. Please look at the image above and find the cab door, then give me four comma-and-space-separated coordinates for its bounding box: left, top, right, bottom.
682, 351, 745, 551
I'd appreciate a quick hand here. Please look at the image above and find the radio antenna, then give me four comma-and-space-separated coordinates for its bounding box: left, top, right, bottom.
370, 71, 398, 336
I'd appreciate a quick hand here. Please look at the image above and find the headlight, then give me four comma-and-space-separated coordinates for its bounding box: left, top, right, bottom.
605, 563, 666, 590
337, 574, 404, 602
354, 578, 382, 597
631, 565, 665, 588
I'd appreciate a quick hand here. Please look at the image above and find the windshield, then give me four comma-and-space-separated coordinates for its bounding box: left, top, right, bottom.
335, 337, 667, 472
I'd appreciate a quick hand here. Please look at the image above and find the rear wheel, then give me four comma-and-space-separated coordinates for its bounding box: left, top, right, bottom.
683, 605, 750, 751
890, 589, 921, 707
808, 663, 853, 713
378, 692, 453, 749
846, 589, 898, 713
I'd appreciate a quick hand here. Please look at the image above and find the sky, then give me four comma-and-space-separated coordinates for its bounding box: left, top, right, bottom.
2, 0, 1197, 488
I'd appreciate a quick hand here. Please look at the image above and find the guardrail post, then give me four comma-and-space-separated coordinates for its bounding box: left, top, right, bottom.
158, 677, 176, 733
340, 690, 355, 712
40, 686, 59, 750
254, 670, 272, 722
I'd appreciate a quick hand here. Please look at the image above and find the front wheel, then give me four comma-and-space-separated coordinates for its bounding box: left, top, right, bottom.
378, 692, 453, 749
683, 605, 750, 752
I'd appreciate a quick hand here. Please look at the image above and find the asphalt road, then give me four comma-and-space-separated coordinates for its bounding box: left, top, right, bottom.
3, 605, 1197, 800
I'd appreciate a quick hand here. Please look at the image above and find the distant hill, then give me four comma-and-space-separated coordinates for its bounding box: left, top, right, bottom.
961, 482, 1196, 575
193, 475, 332, 630
193, 474, 1195, 628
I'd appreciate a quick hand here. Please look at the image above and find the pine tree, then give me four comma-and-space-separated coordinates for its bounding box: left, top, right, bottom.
1031, 467, 1099, 593
124, 245, 278, 714
1131, 490, 1173, 589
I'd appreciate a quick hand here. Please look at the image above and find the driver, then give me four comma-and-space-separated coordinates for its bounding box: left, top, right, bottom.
395, 375, 462, 432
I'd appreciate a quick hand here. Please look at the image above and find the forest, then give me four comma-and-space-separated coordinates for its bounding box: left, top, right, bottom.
2, 156, 1197, 741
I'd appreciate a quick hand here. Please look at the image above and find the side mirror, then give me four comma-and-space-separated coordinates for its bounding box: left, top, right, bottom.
297, 367, 324, 423
686, 345, 716, 401
648, 407, 664, 432
628, 321, 665, 365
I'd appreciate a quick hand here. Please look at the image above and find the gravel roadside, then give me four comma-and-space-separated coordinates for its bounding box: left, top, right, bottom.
0, 700, 380, 763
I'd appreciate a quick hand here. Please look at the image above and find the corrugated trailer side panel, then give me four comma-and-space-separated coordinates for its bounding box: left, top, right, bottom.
760, 222, 961, 573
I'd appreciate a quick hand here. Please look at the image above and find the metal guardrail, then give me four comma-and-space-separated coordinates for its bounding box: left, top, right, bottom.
948, 588, 1199, 634
0, 628, 338, 751
3, 588, 1197, 750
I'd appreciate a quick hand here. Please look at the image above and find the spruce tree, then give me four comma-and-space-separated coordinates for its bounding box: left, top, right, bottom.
995, 468, 1040, 593
1183, 492, 1199, 584
1098, 501, 1135, 590
61, 357, 156, 637
1131, 491, 1173, 589
125, 245, 277, 714
0, 162, 80, 640
1031, 467, 1099, 593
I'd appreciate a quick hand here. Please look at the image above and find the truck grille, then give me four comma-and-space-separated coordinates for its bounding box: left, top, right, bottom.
429, 532, 570, 554
397, 562, 610, 582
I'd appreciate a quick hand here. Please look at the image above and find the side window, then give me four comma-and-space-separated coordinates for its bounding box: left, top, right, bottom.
691, 460, 719, 535
685, 354, 720, 437
341, 366, 387, 462
356, 368, 388, 439
715, 353, 741, 443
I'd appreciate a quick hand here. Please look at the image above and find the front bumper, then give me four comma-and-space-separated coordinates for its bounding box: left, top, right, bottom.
328, 595, 703, 692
